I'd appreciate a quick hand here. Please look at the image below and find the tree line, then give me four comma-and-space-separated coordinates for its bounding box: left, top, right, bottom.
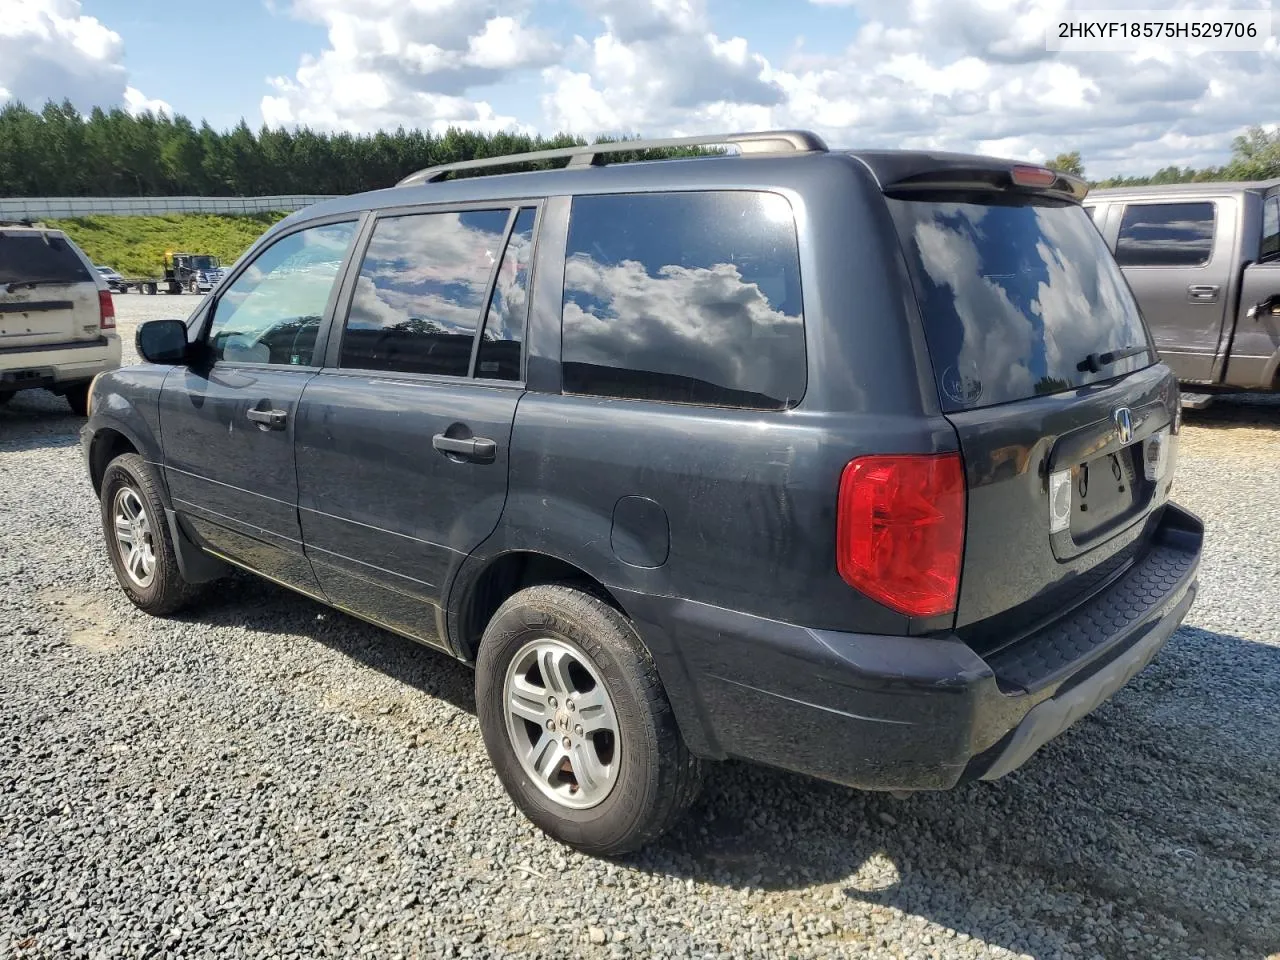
1, 99, 1276, 198
1050, 125, 1280, 185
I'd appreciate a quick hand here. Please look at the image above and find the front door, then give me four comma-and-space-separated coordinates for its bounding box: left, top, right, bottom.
1112, 198, 1235, 382
295, 205, 538, 646
159, 219, 359, 593
1224, 190, 1280, 389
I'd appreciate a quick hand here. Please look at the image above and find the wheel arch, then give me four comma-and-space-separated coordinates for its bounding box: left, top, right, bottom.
449, 549, 629, 665
89, 427, 142, 496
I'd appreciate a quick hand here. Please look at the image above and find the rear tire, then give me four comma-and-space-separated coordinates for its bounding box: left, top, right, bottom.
476, 584, 703, 856
100, 453, 202, 615
64, 383, 90, 416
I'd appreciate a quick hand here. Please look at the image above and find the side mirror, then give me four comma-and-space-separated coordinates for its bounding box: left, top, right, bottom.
136, 318, 190, 364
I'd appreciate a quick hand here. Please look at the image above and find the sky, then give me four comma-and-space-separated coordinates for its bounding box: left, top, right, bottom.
0, 0, 1276, 179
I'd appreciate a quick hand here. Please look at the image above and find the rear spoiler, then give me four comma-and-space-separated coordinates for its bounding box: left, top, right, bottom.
852, 150, 1089, 202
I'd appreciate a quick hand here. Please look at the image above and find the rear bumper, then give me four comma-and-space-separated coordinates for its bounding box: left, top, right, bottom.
631, 502, 1202, 790
0, 334, 121, 390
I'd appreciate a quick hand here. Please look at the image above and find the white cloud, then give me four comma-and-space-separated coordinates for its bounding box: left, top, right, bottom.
538, 0, 1280, 176
123, 85, 171, 117
261, 0, 558, 133
0, 0, 127, 110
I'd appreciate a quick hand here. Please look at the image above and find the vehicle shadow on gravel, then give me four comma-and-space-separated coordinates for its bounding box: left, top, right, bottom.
1182, 393, 1280, 432
177, 579, 1280, 959
0, 392, 83, 451
636, 625, 1280, 959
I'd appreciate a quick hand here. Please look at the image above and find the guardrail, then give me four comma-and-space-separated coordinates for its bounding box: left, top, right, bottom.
0, 195, 337, 219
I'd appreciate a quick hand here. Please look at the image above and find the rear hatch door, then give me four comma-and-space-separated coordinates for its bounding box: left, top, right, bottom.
0, 230, 101, 349
884, 174, 1179, 645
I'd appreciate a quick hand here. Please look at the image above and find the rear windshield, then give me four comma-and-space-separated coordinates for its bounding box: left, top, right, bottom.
0, 232, 92, 286
888, 198, 1152, 412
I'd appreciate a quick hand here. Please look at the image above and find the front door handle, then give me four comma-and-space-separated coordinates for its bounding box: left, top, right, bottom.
432, 433, 496, 463
246, 408, 287, 430
1187, 284, 1220, 302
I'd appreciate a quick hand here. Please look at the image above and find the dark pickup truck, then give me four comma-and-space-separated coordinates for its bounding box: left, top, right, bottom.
1086, 180, 1280, 402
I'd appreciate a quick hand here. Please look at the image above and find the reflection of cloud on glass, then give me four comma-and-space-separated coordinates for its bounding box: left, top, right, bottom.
911, 206, 1036, 402
1032, 206, 1139, 376
347, 210, 508, 337
563, 254, 803, 398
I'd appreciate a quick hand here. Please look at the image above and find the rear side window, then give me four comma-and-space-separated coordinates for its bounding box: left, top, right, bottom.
561, 191, 806, 410
341, 210, 509, 377
1115, 202, 1215, 267
889, 198, 1152, 412
0, 232, 92, 285
1262, 196, 1280, 261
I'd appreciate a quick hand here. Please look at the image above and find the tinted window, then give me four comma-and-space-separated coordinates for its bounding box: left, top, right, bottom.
207, 222, 355, 365
561, 192, 805, 410
476, 207, 535, 381
1115, 202, 1215, 267
1262, 197, 1280, 261
889, 198, 1152, 412
0, 232, 91, 285
341, 210, 509, 376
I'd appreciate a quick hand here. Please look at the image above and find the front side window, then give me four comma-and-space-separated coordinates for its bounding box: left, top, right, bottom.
1115, 201, 1215, 267
207, 221, 355, 365
340, 210, 510, 377
561, 191, 806, 410
1262, 196, 1279, 261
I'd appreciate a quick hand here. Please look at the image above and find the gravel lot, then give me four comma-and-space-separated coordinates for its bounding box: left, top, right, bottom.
2, 294, 1278, 960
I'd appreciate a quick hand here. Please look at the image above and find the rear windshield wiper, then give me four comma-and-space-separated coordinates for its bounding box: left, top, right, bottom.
1076, 344, 1149, 373
3, 278, 77, 294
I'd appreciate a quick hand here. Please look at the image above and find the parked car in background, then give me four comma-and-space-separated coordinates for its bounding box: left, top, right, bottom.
1086, 180, 1280, 404
1, 225, 120, 414
82, 132, 1201, 855
96, 265, 126, 293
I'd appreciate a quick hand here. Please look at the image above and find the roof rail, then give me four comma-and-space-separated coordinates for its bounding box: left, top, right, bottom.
396, 130, 828, 187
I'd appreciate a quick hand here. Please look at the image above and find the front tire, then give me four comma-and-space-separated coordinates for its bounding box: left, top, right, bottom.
476, 584, 703, 856
100, 453, 201, 615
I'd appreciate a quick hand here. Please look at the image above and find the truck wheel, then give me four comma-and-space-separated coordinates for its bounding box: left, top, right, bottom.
476, 584, 704, 856
99, 453, 202, 616
64, 383, 90, 417
188, 279, 198, 294
146, 283, 156, 296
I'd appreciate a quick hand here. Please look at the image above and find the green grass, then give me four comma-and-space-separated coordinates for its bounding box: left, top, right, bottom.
46, 212, 290, 279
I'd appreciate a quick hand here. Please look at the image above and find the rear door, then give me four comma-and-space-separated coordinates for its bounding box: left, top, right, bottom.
888, 193, 1179, 640
294, 203, 537, 647
0, 230, 100, 349
1110, 198, 1236, 382
159, 218, 359, 592
1223, 189, 1280, 389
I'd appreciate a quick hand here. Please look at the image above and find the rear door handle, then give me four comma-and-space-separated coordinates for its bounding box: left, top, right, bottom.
432, 433, 496, 463
1187, 284, 1220, 302
246, 408, 287, 429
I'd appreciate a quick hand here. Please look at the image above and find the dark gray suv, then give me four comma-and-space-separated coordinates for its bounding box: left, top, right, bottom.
82, 131, 1203, 855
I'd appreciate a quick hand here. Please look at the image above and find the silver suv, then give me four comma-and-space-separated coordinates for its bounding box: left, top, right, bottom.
1, 225, 121, 414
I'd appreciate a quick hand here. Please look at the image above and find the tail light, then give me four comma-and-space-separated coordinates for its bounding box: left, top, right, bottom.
836, 453, 966, 618
98, 290, 116, 330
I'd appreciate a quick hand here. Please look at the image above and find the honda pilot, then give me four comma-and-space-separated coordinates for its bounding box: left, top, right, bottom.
81, 131, 1203, 855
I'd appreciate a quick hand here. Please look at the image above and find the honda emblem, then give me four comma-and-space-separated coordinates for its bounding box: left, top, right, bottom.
1113, 407, 1134, 445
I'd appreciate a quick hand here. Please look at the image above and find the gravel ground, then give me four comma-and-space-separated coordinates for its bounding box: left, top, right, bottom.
2, 295, 1279, 960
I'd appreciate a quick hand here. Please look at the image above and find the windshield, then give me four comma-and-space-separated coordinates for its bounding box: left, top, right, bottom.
889, 197, 1153, 412
0, 233, 92, 286
192, 256, 220, 270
